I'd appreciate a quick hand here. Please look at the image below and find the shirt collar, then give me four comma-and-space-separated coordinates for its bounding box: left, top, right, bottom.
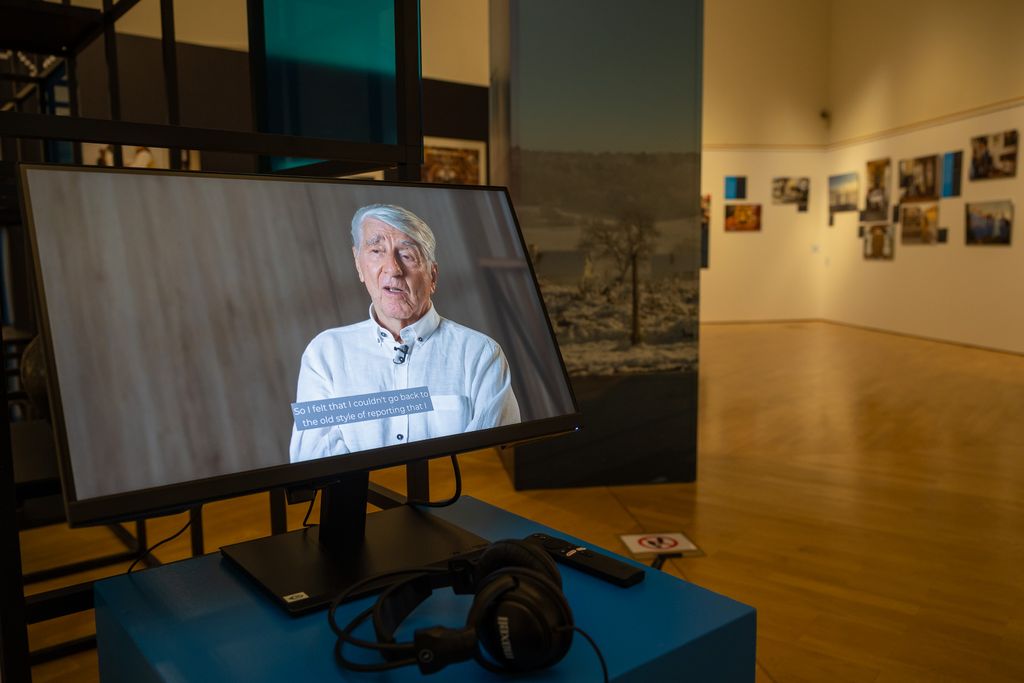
369, 304, 441, 347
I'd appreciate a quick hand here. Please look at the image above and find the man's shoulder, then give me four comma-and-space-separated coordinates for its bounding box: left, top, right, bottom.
306, 319, 374, 350
436, 317, 500, 352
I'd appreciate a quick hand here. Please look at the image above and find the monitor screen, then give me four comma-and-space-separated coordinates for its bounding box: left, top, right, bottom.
22, 166, 578, 526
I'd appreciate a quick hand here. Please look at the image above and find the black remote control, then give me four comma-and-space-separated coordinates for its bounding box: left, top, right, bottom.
525, 533, 645, 587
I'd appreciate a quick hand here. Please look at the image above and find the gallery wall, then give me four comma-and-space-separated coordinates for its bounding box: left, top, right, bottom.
702, 105, 1024, 354
821, 107, 1024, 353
699, 149, 825, 321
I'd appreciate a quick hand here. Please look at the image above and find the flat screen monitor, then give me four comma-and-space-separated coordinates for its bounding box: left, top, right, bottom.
20, 165, 579, 611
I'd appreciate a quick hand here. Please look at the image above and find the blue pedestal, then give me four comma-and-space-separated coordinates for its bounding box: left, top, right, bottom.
95, 497, 755, 682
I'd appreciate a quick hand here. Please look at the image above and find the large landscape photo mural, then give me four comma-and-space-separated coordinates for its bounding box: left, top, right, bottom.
511, 152, 700, 375
493, 0, 703, 487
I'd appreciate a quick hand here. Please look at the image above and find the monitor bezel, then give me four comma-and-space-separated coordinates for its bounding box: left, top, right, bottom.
19, 163, 581, 526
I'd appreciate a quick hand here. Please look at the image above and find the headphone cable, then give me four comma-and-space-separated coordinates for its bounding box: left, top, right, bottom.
332, 604, 415, 672
304, 454, 459, 528
406, 454, 462, 507
302, 489, 318, 527
126, 513, 195, 574
559, 625, 609, 683
327, 567, 449, 671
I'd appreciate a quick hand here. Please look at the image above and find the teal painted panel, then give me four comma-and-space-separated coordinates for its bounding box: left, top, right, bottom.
260, 0, 405, 160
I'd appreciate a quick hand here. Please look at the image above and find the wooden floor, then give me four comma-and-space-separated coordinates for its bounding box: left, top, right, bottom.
19, 321, 1024, 682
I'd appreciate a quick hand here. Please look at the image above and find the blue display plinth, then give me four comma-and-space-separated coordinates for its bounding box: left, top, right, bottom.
95, 497, 755, 682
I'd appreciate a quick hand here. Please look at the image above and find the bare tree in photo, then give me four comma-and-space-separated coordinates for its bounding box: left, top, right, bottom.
580, 208, 659, 345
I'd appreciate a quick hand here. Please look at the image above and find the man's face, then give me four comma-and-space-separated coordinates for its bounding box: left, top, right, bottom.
353, 218, 437, 335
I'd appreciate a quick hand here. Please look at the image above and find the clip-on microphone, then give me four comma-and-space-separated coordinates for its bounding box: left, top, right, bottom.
393, 344, 409, 364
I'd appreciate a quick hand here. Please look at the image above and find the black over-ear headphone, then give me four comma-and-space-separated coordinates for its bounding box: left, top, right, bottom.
328, 539, 576, 676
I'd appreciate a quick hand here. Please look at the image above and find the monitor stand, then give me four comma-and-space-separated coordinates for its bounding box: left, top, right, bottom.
220, 471, 489, 616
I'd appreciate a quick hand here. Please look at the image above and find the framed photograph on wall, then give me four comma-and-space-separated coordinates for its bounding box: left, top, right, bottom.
942, 151, 963, 197
724, 203, 761, 232
900, 203, 939, 244
828, 172, 859, 212
724, 176, 747, 199
898, 155, 939, 202
969, 130, 1017, 180
965, 200, 1013, 245
423, 136, 487, 185
862, 223, 895, 259
771, 177, 809, 208
862, 158, 891, 222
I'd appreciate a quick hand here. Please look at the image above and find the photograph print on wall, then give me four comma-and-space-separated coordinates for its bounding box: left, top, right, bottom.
898, 155, 939, 202
772, 177, 809, 210
724, 176, 747, 199
422, 136, 487, 185
942, 151, 963, 197
861, 158, 891, 222
725, 204, 761, 232
862, 223, 895, 260
828, 172, 859, 212
965, 200, 1013, 245
969, 130, 1017, 180
900, 203, 939, 244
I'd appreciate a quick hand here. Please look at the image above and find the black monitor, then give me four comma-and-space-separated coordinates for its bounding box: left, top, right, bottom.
20, 165, 579, 613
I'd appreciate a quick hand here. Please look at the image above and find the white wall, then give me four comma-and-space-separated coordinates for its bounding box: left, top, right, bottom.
701, 0, 1024, 147
702, 0, 831, 147
421, 0, 489, 85
828, 0, 1024, 145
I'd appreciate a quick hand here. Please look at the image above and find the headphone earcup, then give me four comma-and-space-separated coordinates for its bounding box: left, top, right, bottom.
475, 539, 562, 588
466, 567, 573, 673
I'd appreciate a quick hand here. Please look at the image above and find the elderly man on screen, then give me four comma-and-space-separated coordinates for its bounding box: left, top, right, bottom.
289, 204, 521, 462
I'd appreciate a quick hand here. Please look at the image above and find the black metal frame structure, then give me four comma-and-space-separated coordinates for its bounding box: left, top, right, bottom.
0, 1, 425, 680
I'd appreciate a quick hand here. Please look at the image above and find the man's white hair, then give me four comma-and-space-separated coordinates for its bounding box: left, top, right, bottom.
351, 204, 437, 265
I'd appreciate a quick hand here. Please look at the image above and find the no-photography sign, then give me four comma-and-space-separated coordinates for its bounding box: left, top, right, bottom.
620, 532, 700, 556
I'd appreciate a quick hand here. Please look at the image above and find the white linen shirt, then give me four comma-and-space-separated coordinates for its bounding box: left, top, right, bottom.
289, 306, 520, 462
